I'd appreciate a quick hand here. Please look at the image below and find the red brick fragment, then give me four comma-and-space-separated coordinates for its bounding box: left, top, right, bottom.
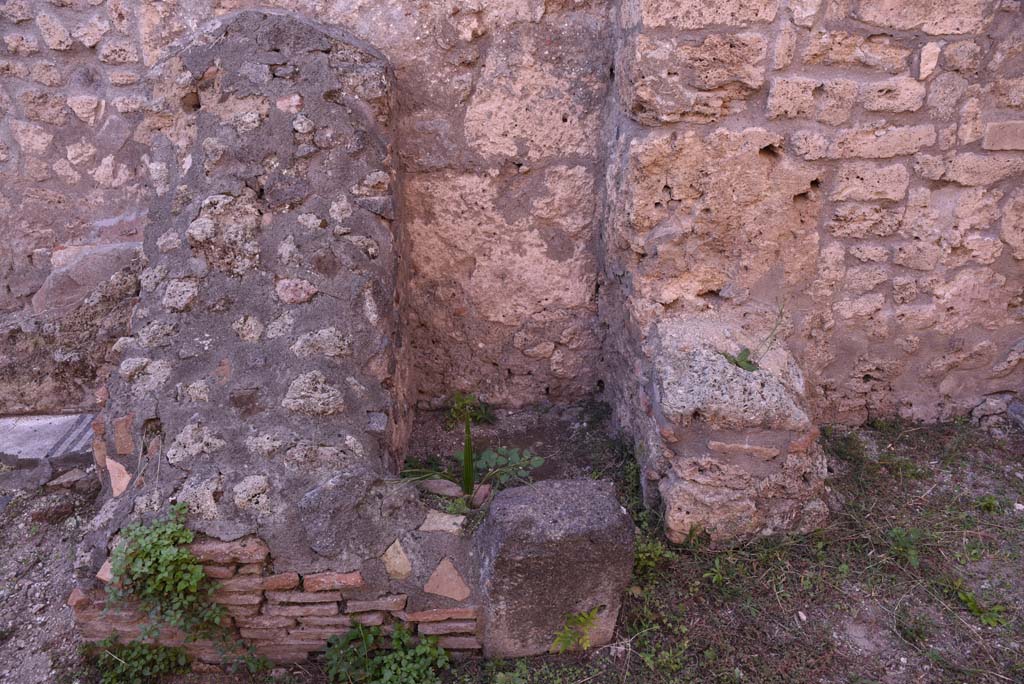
417, 620, 477, 636
235, 615, 296, 629
212, 592, 263, 606
66, 587, 90, 609
112, 415, 135, 455
303, 570, 364, 592
266, 590, 342, 604
239, 627, 289, 640
345, 594, 406, 613
350, 611, 385, 626
396, 607, 479, 623
216, 576, 264, 592
437, 635, 482, 650
203, 564, 236, 579
298, 615, 352, 627
262, 572, 300, 591
189, 536, 269, 564
264, 603, 338, 617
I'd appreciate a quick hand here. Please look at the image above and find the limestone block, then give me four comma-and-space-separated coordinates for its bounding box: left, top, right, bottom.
943, 154, 1024, 186
622, 32, 767, 125
463, 31, 604, 162
1001, 190, 1024, 259
647, 316, 828, 544
185, 192, 262, 275
860, 77, 926, 112
831, 163, 909, 202
994, 78, 1024, 109
36, 14, 71, 50
823, 125, 936, 159
768, 77, 857, 124
802, 31, 910, 73
625, 0, 778, 29
474, 479, 634, 658
982, 121, 1024, 151
855, 0, 995, 35
614, 128, 822, 318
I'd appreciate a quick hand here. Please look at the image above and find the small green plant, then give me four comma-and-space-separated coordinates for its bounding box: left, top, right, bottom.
107, 503, 223, 637
325, 623, 379, 682
721, 301, 786, 372
446, 392, 495, 494
702, 557, 731, 587
887, 527, 925, 569
91, 637, 189, 684
721, 347, 759, 371
473, 446, 544, 486
634, 536, 677, 581
325, 624, 449, 684
976, 494, 1004, 514
403, 399, 543, 498
550, 607, 601, 653
442, 496, 470, 516
374, 625, 450, 684
491, 661, 529, 684
943, 579, 1010, 627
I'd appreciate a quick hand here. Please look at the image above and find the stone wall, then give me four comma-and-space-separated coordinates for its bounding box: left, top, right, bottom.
2, 0, 1020, 421
2, 0, 1023, 661
0, 0, 616, 413
72, 536, 486, 663
65, 10, 633, 661
598, 0, 1023, 541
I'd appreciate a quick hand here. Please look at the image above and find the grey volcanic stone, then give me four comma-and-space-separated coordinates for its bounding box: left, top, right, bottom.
474, 479, 634, 658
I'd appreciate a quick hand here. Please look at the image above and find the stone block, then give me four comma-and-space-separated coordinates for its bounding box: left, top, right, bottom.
621, 33, 767, 125
982, 122, 1024, 151
943, 154, 1024, 186
266, 591, 343, 604
345, 595, 407, 613
860, 77, 926, 112
474, 479, 634, 658
633, 315, 828, 544
264, 603, 339, 618
802, 31, 910, 73
303, 571, 364, 593
626, 0, 778, 29
832, 163, 909, 201
417, 620, 477, 636
855, 0, 994, 35
189, 537, 270, 565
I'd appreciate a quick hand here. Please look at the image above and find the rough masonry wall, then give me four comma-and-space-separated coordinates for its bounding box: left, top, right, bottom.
600, 0, 1024, 542
70, 13, 636, 663
605, 0, 1024, 431
0, 0, 614, 413
3, 0, 1021, 423
75, 10, 490, 661
83, 9, 412, 573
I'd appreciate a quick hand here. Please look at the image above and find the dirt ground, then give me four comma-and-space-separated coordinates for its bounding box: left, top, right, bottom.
1, 409, 1022, 684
